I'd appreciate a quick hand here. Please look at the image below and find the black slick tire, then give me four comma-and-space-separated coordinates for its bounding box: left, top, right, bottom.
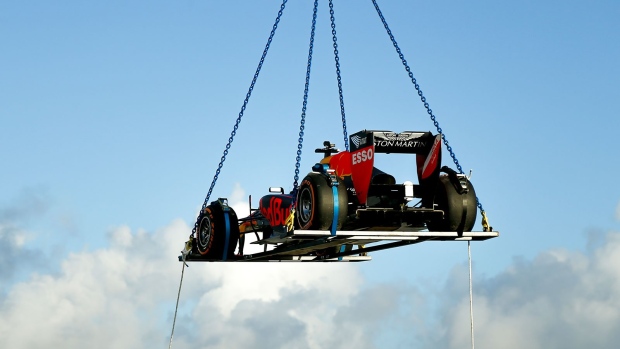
296, 172, 348, 230
196, 202, 240, 260
427, 175, 477, 232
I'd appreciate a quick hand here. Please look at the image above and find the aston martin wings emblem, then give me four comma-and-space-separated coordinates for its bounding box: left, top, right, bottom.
379, 132, 421, 142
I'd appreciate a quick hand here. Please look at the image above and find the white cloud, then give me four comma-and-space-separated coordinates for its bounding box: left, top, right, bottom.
0, 189, 48, 253
0, 186, 50, 223
0, 218, 376, 349
0, 223, 46, 284
229, 182, 250, 219
427, 232, 620, 349
0, 220, 187, 348
4, 184, 620, 349
0, 224, 25, 282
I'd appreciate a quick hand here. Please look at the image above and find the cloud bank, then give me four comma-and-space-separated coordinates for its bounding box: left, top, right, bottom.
426, 233, 620, 349
0, 219, 373, 348
0, 189, 49, 286
2, 202, 620, 348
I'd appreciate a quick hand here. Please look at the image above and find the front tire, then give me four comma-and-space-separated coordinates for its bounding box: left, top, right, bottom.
196, 201, 240, 260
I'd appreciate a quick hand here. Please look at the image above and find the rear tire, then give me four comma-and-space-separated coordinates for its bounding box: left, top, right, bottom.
196, 202, 240, 260
427, 175, 477, 232
296, 173, 348, 230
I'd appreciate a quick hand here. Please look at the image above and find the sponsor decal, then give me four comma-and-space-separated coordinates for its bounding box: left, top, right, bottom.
350, 134, 367, 149
374, 132, 428, 149
421, 135, 441, 179
351, 145, 374, 205
352, 148, 373, 165
260, 196, 290, 227
374, 139, 427, 148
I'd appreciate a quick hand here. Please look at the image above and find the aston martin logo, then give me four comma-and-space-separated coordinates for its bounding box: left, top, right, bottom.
379, 132, 420, 142
374, 132, 427, 148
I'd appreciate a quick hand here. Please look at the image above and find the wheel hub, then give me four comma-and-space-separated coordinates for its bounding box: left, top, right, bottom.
198, 216, 212, 248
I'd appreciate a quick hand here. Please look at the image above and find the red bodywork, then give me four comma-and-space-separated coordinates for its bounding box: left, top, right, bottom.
258, 130, 443, 228
324, 131, 443, 206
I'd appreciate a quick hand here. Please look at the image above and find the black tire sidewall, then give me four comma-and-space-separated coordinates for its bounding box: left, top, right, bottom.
196, 203, 240, 259
197, 206, 220, 256
428, 175, 477, 232
296, 173, 348, 230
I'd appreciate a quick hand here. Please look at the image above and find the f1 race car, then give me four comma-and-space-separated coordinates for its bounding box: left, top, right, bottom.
182, 130, 496, 262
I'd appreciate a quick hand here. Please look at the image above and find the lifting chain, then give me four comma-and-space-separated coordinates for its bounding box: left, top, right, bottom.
290, 0, 348, 229
191, 0, 288, 238
292, 0, 319, 197
371, 0, 488, 226
329, 0, 349, 151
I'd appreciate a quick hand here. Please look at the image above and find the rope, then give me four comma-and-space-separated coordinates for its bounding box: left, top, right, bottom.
168, 255, 188, 349
468, 241, 475, 349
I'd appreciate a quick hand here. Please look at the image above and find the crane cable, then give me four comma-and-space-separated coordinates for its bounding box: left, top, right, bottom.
372, 1, 483, 346
177, 4, 487, 348
329, 0, 349, 151
173, 2, 289, 348
290, 0, 348, 227
291, 0, 319, 201
190, 0, 288, 240
371, 0, 492, 232
292, 0, 348, 191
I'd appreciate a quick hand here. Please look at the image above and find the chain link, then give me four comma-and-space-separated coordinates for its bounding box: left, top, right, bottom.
371, 0, 485, 213
329, 0, 349, 151
192, 0, 288, 237
292, 0, 319, 198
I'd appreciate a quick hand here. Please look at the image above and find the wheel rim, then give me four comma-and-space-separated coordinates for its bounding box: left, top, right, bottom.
198, 215, 212, 251
298, 187, 313, 224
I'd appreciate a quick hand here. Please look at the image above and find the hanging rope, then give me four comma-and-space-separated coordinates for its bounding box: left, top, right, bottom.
329, 0, 349, 151
468, 241, 475, 349
191, 0, 288, 238
168, 254, 188, 349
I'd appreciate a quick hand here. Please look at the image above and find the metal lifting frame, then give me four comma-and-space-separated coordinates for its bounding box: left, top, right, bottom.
180, 229, 499, 262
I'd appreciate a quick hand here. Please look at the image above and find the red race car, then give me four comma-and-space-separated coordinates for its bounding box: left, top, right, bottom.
183, 130, 495, 262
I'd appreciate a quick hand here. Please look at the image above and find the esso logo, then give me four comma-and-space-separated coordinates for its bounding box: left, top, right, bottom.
352, 148, 373, 165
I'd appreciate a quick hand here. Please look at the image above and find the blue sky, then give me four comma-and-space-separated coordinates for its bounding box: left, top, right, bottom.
2, 1, 620, 348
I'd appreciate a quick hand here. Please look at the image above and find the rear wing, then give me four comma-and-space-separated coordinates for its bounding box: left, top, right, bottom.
350, 130, 436, 154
